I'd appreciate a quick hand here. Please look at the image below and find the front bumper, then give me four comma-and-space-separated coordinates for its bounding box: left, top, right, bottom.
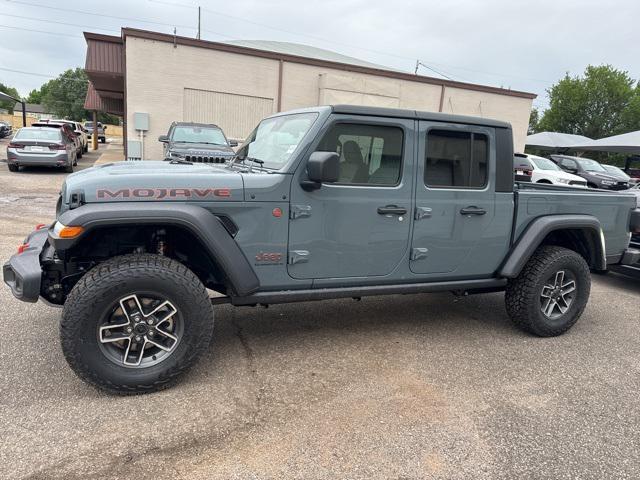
3, 228, 48, 303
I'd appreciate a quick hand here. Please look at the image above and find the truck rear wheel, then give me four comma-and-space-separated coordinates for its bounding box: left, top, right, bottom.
505, 245, 590, 337
60, 254, 214, 394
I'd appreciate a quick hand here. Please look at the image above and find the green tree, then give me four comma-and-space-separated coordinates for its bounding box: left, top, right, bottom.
25, 82, 50, 105
0, 83, 21, 113
620, 85, 640, 133
528, 107, 539, 135
538, 65, 637, 139
42, 68, 89, 121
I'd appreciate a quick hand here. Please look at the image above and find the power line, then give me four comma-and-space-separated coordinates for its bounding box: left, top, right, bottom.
0, 66, 89, 82
3, 0, 550, 89
0, 23, 80, 38
149, 0, 552, 86
2, 0, 197, 31
414, 60, 454, 81
0, 12, 120, 33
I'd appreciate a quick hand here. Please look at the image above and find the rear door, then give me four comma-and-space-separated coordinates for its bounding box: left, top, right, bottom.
287, 115, 415, 280
410, 121, 512, 277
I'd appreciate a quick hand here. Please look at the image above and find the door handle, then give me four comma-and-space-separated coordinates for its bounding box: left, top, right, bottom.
377, 205, 407, 216
460, 206, 487, 216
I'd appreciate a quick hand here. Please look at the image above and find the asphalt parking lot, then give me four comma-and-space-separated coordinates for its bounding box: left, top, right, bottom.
1, 140, 640, 479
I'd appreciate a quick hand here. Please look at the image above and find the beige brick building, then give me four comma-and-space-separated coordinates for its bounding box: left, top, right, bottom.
84, 29, 536, 160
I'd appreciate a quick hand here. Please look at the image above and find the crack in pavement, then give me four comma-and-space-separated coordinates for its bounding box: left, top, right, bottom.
230, 310, 266, 427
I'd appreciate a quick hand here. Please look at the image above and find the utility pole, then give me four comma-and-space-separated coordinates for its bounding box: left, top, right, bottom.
197, 6, 201, 39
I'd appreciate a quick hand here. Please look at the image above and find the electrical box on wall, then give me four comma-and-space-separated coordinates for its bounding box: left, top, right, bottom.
133, 112, 149, 131
127, 140, 142, 161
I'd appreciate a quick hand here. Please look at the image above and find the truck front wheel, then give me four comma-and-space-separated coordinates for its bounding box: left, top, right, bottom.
505, 245, 591, 337
60, 254, 214, 394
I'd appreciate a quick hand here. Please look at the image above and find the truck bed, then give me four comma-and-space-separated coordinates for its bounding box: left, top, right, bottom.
514, 182, 637, 260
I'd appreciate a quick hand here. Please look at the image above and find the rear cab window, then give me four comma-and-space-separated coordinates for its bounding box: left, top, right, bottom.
424, 129, 488, 188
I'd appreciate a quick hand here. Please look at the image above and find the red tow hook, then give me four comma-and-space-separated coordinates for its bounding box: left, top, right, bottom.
17, 243, 29, 254
35, 224, 47, 230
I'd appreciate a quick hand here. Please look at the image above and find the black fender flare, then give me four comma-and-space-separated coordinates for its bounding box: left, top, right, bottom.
499, 214, 606, 278
50, 203, 260, 296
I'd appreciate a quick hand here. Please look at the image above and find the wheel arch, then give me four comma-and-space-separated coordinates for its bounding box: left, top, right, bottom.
499, 215, 605, 278
50, 203, 260, 296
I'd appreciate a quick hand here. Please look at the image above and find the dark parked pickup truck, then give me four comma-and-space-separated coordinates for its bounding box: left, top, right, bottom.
4, 105, 640, 394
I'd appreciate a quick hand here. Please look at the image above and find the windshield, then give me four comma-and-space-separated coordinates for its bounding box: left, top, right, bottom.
603, 165, 626, 175
577, 158, 606, 172
236, 112, 318, 169
15, 129, 62, 141
172, 126, 227, 145
530, 156, 561, 171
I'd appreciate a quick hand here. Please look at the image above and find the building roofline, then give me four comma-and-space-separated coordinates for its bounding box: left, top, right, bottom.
120, 28, 537, 100
83, 31, 123, 44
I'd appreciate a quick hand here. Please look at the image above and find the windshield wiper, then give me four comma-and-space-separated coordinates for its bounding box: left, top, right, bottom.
169, 159, 193, 165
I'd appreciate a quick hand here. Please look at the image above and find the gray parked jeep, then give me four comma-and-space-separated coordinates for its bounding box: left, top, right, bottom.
159, 121, 237, 164
4, 105, 640, 394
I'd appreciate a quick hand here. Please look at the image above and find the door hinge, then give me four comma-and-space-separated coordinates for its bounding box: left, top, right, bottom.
290, 204, 312, 220
288, 250, 310, 265
414, 206, 432, 221
411, 247, 429, 261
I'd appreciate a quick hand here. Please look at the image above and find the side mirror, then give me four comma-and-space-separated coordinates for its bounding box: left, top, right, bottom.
158, 135, 170, 143
303, 151, 339, 190
228, 139, 238, 147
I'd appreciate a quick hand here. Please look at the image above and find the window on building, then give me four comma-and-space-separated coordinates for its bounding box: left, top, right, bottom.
425, 130, 488, 188
317, 123, 403, 186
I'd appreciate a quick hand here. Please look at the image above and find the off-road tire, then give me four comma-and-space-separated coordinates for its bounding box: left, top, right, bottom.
61, 254, 214, 394
505, 245, 591, 337
8, 163, 18, 172
77, 149, 82, 159
100, 137, 106, 143
64, 163, 73, 173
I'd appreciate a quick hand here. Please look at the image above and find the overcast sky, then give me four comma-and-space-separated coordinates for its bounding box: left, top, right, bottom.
1, 0, 638, 111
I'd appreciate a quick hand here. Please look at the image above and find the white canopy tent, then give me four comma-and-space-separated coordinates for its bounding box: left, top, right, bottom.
525, 131, 593, 151
572, 130, 640, 155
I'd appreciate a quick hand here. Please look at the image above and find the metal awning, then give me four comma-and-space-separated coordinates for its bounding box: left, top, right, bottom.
83, 32, 124, 115
572, 130, 640, 154
525, 131, 593, 150
84, 82, 123, 116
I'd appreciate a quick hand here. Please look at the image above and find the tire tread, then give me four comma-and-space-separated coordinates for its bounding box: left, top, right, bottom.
60, 254, 213, 394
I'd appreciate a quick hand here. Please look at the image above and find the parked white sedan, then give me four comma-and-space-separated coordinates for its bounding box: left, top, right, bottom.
526, 154, 587, 187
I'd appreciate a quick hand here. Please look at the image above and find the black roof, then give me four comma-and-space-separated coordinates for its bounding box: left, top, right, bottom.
13, 103, 48, 114
331, 104, 511, 129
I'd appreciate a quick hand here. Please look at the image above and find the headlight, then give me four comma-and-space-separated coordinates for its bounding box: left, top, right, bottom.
170, 152, 184, 159
600, 180, 614, 185
557, 178, 570, 184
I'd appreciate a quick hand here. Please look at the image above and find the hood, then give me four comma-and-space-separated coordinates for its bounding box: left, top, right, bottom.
553, 170, 586, 183
61, 161, 244, 209
584, 171, 620, 181
169, 142, 234, 154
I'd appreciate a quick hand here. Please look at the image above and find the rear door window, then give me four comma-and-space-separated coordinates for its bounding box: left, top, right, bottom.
425, 129, 488, 188
15, 129, 62, 141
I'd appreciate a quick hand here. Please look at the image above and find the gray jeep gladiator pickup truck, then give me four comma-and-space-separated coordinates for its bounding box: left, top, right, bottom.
4, 105, 640, 394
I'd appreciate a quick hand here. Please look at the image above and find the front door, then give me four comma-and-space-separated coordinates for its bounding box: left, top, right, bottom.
410, 121, 512, 277
287, 116, 415, 280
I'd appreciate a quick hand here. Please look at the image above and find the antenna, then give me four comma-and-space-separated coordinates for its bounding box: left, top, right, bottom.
197, 6, 201, 39
414, 60, 454, 81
